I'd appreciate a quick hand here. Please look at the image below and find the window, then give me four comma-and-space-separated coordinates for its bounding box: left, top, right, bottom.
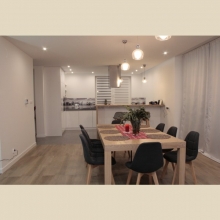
96, 76, 131, 105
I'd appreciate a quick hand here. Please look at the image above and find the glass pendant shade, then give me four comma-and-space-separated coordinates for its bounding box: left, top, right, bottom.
142, 77, 147, 83
121, 60, 130, 71
155, 35, 171, 41
132, 45, 144, 60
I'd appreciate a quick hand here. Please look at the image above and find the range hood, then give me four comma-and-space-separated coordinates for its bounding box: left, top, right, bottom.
108, 65, 121, 88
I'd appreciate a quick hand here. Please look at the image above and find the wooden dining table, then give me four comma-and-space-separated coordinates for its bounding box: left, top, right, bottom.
97, 124, 186, 185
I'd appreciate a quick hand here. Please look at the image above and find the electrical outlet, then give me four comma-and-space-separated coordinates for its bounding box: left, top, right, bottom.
12, 148, 17, 154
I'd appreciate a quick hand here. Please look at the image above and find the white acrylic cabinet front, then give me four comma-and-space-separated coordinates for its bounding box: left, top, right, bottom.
79, 111, 93, 127
65, 111, 79, 128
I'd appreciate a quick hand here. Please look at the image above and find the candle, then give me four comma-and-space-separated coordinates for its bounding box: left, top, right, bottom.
125, 124, 129, 132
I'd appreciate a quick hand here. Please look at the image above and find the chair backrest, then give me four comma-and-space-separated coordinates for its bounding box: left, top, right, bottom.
79, 125, 85, 130
79, 134, 93, 164
81, 129, 93, 151
156, 123, 165, 132
167, 126, 177, 137
185, 131, 199, 159
130, 142, 164, 173
112, 119, 121, 124
113, 112, 126, 119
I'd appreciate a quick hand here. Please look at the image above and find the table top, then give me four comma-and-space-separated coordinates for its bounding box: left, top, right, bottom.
97, 125, 186, 152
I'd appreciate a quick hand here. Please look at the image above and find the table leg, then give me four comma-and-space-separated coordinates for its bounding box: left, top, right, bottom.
104, 151, 112, 185
176, 147, 186, 184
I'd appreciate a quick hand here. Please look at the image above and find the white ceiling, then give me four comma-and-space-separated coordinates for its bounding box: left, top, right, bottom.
5, 36, 215, 74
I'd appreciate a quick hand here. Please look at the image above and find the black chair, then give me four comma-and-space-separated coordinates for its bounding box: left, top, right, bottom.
155, 123, 165, 132
126, 142, 164, 185
79, 134, 116, 184
161, 131, 199, 184
162, 126, 178, 153
111, 119, 121, 124
79, 124, 102, 145
113, 112, 126, 120
81, 129, 104, 157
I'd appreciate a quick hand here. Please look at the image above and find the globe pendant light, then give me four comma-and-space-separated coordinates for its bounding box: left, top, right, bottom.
132, 44, 144, 60
155, 35, 171, 41
142, 64, 147, 83
121, 40, 130, 71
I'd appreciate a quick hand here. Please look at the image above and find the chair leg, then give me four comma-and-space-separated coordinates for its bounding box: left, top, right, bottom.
189, 161, 197, 184
149, 175, 153, 184
161, 160, 169, 179
136, 173, 144, 185
127, 151, 131, 158
113, 151, 116, 158
111, 172, 115, 185
86, 164, 93, 185
171, 163, 175, 171
126, 169, 133, 185
172, 166, 178, 185
152, 172, 159, 185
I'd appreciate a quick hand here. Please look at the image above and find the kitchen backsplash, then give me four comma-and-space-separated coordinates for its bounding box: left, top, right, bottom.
63, 98, 95, 106
131, 97, 146, 104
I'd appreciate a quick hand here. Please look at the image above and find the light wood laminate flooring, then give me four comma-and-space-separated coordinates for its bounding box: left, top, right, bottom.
0, 130, 219, 185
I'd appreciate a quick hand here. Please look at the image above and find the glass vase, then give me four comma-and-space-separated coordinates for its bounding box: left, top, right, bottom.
131, 119, 141, 136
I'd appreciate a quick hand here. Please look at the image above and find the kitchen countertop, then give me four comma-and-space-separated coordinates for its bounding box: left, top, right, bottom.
96, 104, 165, 107
63, 105, 96, 111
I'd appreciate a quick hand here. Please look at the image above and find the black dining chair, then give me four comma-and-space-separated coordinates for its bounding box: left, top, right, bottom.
162, 126, 178, 153
81, 129, 104, 157
79, 124, 102, 145
79, 134, 116, 184
161, 131, 199, 184
155, 123, 165, 132
111, 119, 121, 124
126, 142, 164, 185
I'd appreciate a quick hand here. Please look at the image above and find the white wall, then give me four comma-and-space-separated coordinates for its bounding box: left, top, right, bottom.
65, 73, 96, 98
34, 66, 45, 137
0, 37, 36, 173
130, 74, 143, 97
142, 57, 182, 134
60, 69, 66, 132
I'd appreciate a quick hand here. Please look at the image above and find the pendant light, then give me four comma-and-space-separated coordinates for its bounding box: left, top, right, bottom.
142, 64, 147, 83
121, 40, 130, 71
132, 37, 144, 60
155, 35, 171, 41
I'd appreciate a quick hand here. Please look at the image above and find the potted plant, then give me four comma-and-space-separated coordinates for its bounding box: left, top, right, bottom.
122, 106, 150, 135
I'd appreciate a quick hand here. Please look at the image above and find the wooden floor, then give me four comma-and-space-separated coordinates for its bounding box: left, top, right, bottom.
0, 130, 220, 185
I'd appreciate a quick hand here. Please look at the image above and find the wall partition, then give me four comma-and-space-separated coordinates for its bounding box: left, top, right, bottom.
180, 38, 220, 163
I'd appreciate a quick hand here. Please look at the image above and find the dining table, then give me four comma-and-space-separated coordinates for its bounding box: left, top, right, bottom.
97, 124, 186, 185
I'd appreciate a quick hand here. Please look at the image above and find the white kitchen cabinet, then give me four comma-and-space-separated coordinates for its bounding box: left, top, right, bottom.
92, 110, 97, 127
79, 111, 93, 128
65, 111, 79, 129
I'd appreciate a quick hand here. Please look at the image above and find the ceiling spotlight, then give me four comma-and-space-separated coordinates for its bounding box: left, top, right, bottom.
71, 72, 73, 74
67, 66, 70, 68
142, 77, 147, 83
42, 47, 47, 51
135, 70, 138, 72
163, 51, 168, 55
140, 66, 143, 68
92, 72, 94, 74
155, 35, 171, 41
131, 72, 133, 74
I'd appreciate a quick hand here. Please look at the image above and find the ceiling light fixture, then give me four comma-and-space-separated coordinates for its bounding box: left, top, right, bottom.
155, 35, 171, 41
132, 37, 144, 60
131, 72, 133, 74
71, 72, 73, 74
135, 70, 138, 72
121, 40, 130, 71
92, 72, 94, 74
142, 64, 147, 83
43, 47, 47, 51
163, 51, 168, 55
70, 69, 72, 71
68, 66, 70, 68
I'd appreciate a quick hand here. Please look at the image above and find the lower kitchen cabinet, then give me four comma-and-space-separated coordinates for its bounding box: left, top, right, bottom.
64, 110, 96, 129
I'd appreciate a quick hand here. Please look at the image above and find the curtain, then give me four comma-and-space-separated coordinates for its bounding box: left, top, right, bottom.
180, 38, 220, 163
205, 38, 220, 162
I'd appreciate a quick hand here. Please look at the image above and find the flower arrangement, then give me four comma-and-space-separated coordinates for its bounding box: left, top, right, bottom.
122, 106, 150, 135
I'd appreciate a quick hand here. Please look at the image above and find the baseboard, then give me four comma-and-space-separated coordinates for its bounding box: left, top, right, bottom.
199, 149, 220, 164
65, 127, 96, 130
0, 142, 37, 174
37, 134, 46, 138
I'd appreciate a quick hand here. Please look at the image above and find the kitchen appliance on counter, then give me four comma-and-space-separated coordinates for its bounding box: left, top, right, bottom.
75, 103, 79, 109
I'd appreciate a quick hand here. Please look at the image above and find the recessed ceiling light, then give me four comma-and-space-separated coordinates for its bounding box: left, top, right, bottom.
131, 72, 133, 74
92, 72, 94, 74
68, 66, 70, 68
163, 51, 168, 55
71, 72, 73, 74
140, 66, 143, 68
43, 47, 47, 51
136, 70, 138, 72
70, 69, 72, 71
